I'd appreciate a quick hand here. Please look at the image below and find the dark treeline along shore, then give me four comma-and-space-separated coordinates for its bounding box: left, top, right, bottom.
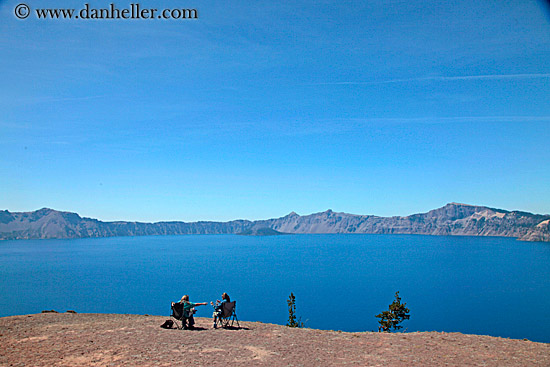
1, 203, 549, 242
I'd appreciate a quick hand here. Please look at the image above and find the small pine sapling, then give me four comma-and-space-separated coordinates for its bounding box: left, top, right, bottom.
286, 292, 304, 328
376, 291, 410, 332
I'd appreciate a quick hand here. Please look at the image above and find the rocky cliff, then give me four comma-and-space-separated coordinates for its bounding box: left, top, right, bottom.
0, 208, 251, 240
1, 203, 549, 241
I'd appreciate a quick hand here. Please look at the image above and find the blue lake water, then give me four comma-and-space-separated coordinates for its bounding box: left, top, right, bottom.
0, 234, 549, 342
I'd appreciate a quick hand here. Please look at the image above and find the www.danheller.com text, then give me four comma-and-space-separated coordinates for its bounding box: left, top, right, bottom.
14, 3, 198, 20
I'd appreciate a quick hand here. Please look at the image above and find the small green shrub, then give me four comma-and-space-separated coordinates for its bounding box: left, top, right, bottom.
376, 291, 410, 332
286, 292, 304, 328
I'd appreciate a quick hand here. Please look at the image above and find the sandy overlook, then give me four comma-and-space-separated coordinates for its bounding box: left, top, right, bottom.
1, 313, 548, 366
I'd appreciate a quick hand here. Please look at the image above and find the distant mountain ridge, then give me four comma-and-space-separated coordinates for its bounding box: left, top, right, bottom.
1, 203, 549, 241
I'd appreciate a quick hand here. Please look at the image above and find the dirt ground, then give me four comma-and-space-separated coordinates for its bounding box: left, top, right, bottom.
1, 313, 548, 366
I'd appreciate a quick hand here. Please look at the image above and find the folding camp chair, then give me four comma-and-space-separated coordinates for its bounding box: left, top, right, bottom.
214, 301, 240, 328
170, 302, 193, 330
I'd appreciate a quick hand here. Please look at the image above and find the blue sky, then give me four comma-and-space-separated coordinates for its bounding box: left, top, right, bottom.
1, 0, 549, 222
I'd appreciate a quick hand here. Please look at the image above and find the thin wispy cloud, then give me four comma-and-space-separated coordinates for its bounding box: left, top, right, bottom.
340, 115, 550, 123
2, 95, 110, 108
228, 115, 550, 139
309, 73, 550, 86
41, 95, 108, 103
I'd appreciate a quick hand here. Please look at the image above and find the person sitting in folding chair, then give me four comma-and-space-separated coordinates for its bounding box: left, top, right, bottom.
175, 295, 208, 330
210, 293, 240, 329
210, 292, 230, 328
